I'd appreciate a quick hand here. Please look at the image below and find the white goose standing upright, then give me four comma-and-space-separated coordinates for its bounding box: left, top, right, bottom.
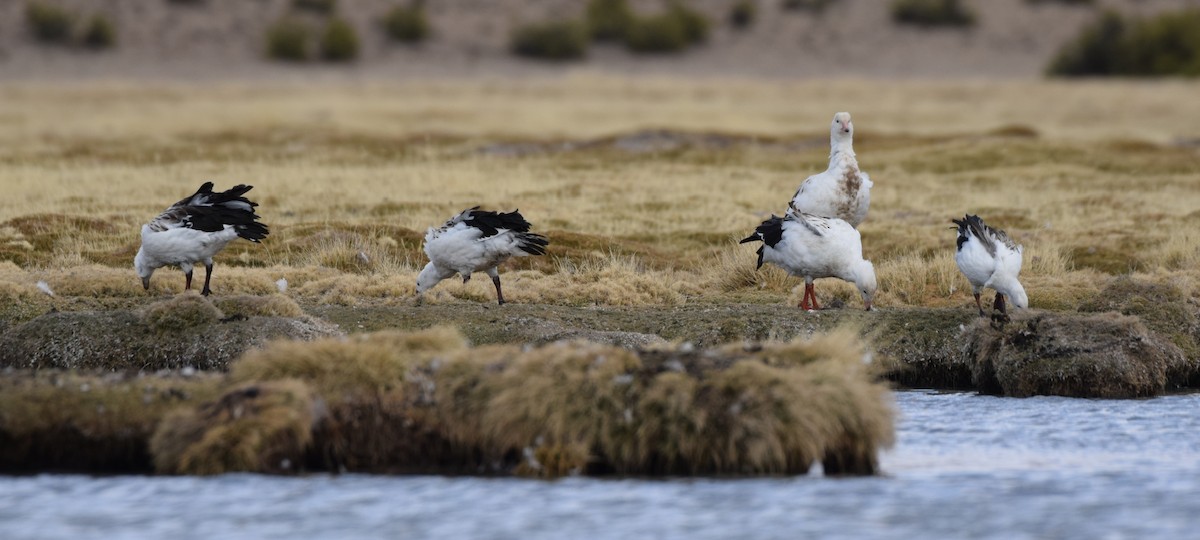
740, 212, 876, 311
952, 214, 1028, 318
787, 112, 873, 227
135, 182, 269, 295
416, 207, 548, 305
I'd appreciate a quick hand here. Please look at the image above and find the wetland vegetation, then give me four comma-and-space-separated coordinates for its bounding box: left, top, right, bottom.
2, 78, 1199, 474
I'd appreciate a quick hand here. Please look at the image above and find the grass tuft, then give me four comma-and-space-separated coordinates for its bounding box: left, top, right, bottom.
140, 292, 223, 333
226, 327, 893, 476
151, 380, 318, 475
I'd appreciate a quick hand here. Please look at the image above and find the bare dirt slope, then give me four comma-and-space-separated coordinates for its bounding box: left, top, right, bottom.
1, 0, 1198, 81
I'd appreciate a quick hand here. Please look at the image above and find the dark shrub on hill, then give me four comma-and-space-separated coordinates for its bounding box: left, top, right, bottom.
891, 0, 976, 28
266, 18, 311, 61
1047, 11, 1125, 76
669, 1, 710, 44
293, 0, 335, 15
586, 0, 634, 41
26, 2, 73, 43
511, 20, 588, 61
730, 0, 756, 29
625, 12, 688, 53
320, 18, 359, 61
384, 4, 430, 43
82, 14, 115, 49
782, 0, 833, 12
1048, 10, 1200, 77
1026, 0, 1093, 5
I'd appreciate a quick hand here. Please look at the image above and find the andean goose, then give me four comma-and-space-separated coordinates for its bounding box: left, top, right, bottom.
134, 182, 268, 296
416, 207, 548, 305
740, 212, 876, 311
787, 112, 872, 227
952, 214, 1028, 318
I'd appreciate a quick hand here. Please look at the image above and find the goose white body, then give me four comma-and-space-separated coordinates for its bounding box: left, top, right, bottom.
416, 207, 548, 304
953, 214, 1028, 315
134, 182, 268, 295
787, 112, 873, 228
741, 212, 876, 311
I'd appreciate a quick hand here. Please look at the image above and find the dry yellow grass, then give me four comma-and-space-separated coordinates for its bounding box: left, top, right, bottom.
225, 326, 894, 476
1, 78, 1199, 312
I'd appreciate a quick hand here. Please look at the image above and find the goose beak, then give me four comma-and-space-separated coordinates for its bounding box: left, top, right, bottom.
141, 277, 150, 291
864, 300, 873, 311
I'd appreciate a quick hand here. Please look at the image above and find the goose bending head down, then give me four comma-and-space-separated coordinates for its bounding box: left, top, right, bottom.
417, 206, 548, 305
740, 213, 877, 311
135, 182, 269, 296
952, 214, 1028, 319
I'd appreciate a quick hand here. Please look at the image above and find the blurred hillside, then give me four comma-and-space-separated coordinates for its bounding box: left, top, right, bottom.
0, 0, 1198, 80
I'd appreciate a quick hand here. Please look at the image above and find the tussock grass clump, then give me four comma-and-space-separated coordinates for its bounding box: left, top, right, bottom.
964, 311, 1183, 398
586, 0, 634, 41
25, 2, 73, 44
890, 0, 976, 28
1078, 276, 1200, 385
320, 18, 359, 62
140, 291, 224, 333
231, 326, 468, 397
266, 18, 312, 61
383, 3, 430, 44
480, 332, 892, 476
230, 326, 477, 472
211, 294, 305, 319
511, 20, 588, 61
0, 371, 222, 473
530, 256, 692, 305
878, 253, 960, 307
150, 380, 319, 475
226, 327, 893, 476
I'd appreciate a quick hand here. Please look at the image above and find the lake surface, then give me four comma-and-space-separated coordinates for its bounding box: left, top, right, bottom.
3, 391, 1199, 540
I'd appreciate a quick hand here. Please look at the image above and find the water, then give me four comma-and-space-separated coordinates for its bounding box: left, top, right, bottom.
3, 391, 1199, 540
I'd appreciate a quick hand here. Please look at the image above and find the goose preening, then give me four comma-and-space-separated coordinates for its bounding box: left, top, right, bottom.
416, 207, 548, 305
134, 182, 269, 296
787, 112, 872, 228
952, 214, 1028, 318
740, 212, 876, 311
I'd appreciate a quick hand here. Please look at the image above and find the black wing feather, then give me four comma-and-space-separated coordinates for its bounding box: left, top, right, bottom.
170, 183, 269, 242
739, 215, 785, 270
517, 232, 549, 256
464, 208, 534, 238
952, 214, 999, 257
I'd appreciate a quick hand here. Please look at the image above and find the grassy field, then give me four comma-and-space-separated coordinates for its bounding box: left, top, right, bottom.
1, 77, 1199, 317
